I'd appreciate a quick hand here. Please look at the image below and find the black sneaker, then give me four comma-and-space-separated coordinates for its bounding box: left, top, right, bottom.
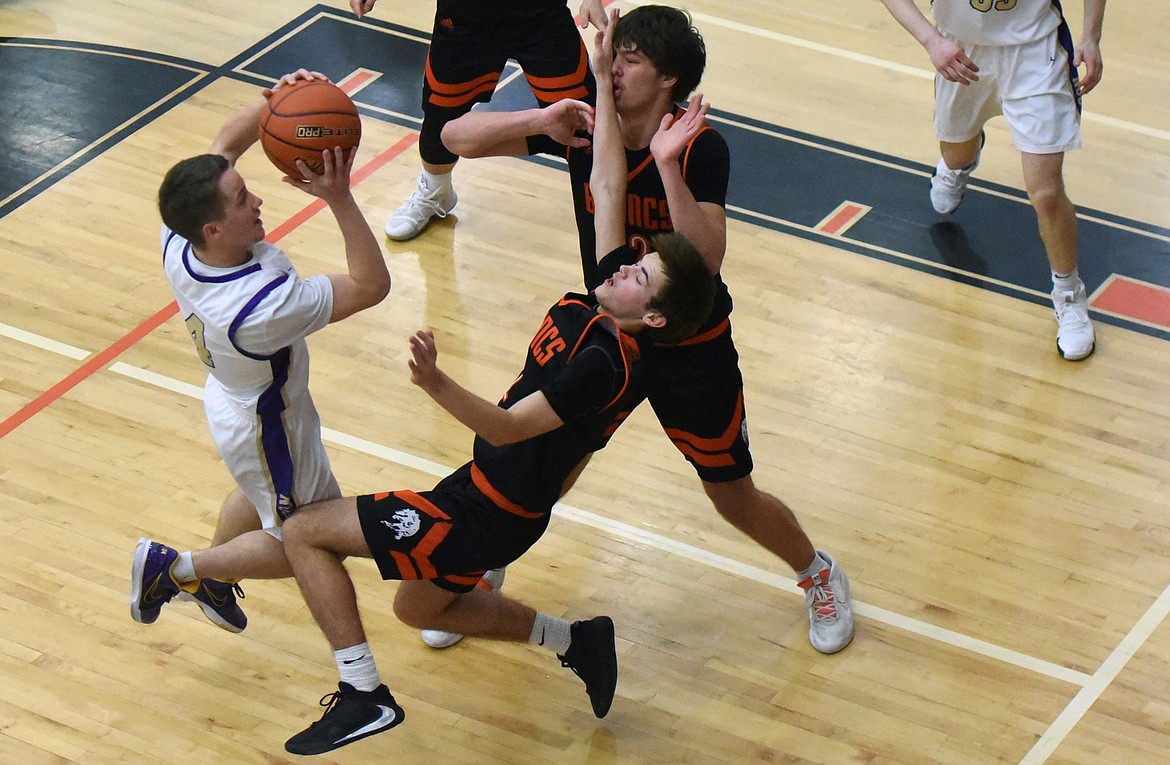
285, 682, 404, 756
557, 616, 618, 718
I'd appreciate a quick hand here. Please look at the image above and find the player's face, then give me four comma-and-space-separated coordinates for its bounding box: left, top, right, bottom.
214, 168, 265, 251
611, 45, 673, 113
596, 252, 667, 329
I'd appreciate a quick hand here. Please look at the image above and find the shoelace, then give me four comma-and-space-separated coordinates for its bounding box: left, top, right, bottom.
1054, 296, 1092, 335
307, 690, 343, 726
399, 181, 451, 217
809, 583, 838, 622
800, 570, 838, 622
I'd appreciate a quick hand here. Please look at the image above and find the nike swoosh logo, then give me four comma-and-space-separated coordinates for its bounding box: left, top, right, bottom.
341, 655, 368, 665
538, 628, 546, 646
203, 587, 228, 607
143, 576, 169, 605
336, 705, 398, 743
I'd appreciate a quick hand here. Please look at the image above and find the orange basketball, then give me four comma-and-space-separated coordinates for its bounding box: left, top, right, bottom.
258, 79, 361, 180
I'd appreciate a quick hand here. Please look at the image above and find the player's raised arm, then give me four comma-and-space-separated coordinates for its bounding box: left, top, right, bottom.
289, 148, 390, 323
409, 329, 563, 445
209, 70, 328, 164
590, 10, 626, 262
649, 93, 724, 274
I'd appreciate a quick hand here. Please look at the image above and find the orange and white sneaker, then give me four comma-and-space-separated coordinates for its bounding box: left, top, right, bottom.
420, 567, 506, 648
797, 551, 854, 654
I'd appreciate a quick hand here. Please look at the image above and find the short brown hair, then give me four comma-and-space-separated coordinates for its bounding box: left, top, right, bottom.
614, 6, 706, 103
645, 232, 715, 343
158, 153, 230, 247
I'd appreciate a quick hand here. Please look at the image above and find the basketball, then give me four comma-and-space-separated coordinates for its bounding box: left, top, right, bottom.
258, 79, 361, 180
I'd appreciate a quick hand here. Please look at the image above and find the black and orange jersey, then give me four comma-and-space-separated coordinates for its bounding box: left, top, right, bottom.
465, 248, 645, 516
528, 105, 733, 334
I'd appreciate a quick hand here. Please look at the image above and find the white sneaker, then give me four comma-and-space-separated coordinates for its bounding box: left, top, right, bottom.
385, 174, 458, 241
797, 551, 854, 654
1052, 281, 1095, 360
930, 134, 984, 214
420, 567, 506, 648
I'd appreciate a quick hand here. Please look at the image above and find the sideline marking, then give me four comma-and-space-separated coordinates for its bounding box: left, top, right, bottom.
1020, 585, 1170, 764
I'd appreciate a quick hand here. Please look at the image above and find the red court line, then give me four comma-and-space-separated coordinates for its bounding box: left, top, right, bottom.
0, 302, 177, 440
0, 133, 419, 441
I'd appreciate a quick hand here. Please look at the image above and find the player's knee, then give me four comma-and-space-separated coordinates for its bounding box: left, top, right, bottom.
393, 589, 436, 627
1028, 184, 1069, 218
281, 510, 309, 549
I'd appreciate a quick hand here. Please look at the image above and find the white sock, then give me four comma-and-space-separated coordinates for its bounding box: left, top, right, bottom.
1052, 269, 1080, 292
171, 552, 197, 583
796, 551, 829, 584
529, 613, 572, 654
420, 168, 452, 192
335, 643, 381, 692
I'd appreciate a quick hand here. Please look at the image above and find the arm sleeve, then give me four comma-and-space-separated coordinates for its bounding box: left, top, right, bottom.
232, 274, 334, 356
683, 129, 730, 207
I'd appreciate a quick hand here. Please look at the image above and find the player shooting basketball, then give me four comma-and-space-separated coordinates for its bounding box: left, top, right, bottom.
130, 69, 389, 634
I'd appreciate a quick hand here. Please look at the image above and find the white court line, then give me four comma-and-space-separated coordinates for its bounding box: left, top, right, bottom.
0, 323, 90, 360
1020, 586, 1170, 764
2, 320, 1092, 687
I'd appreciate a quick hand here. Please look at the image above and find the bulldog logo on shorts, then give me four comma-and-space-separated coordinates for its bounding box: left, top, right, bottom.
382, 507, 421, 540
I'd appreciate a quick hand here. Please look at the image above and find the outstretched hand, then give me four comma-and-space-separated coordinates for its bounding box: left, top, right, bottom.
591, 8, 619, 83
577, 0, 608, 30
650, 93, 711, 165
408, 329, 441, 390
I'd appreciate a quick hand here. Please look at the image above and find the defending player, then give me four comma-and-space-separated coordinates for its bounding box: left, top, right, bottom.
442, 5, 855, 655
277, 34, 716, 754
347, 0, 607, 241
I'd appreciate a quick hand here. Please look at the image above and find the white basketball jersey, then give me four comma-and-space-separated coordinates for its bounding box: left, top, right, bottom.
161, 226, 338, 534
161, 226, 332, 407
932, 0, 1062, 46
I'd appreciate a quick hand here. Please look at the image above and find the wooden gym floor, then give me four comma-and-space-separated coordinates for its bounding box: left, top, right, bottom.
1, 1, 1169, 763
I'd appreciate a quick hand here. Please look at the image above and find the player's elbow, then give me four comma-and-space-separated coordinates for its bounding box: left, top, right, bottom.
353, 276, 391, 312
329, 278, 391, 323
